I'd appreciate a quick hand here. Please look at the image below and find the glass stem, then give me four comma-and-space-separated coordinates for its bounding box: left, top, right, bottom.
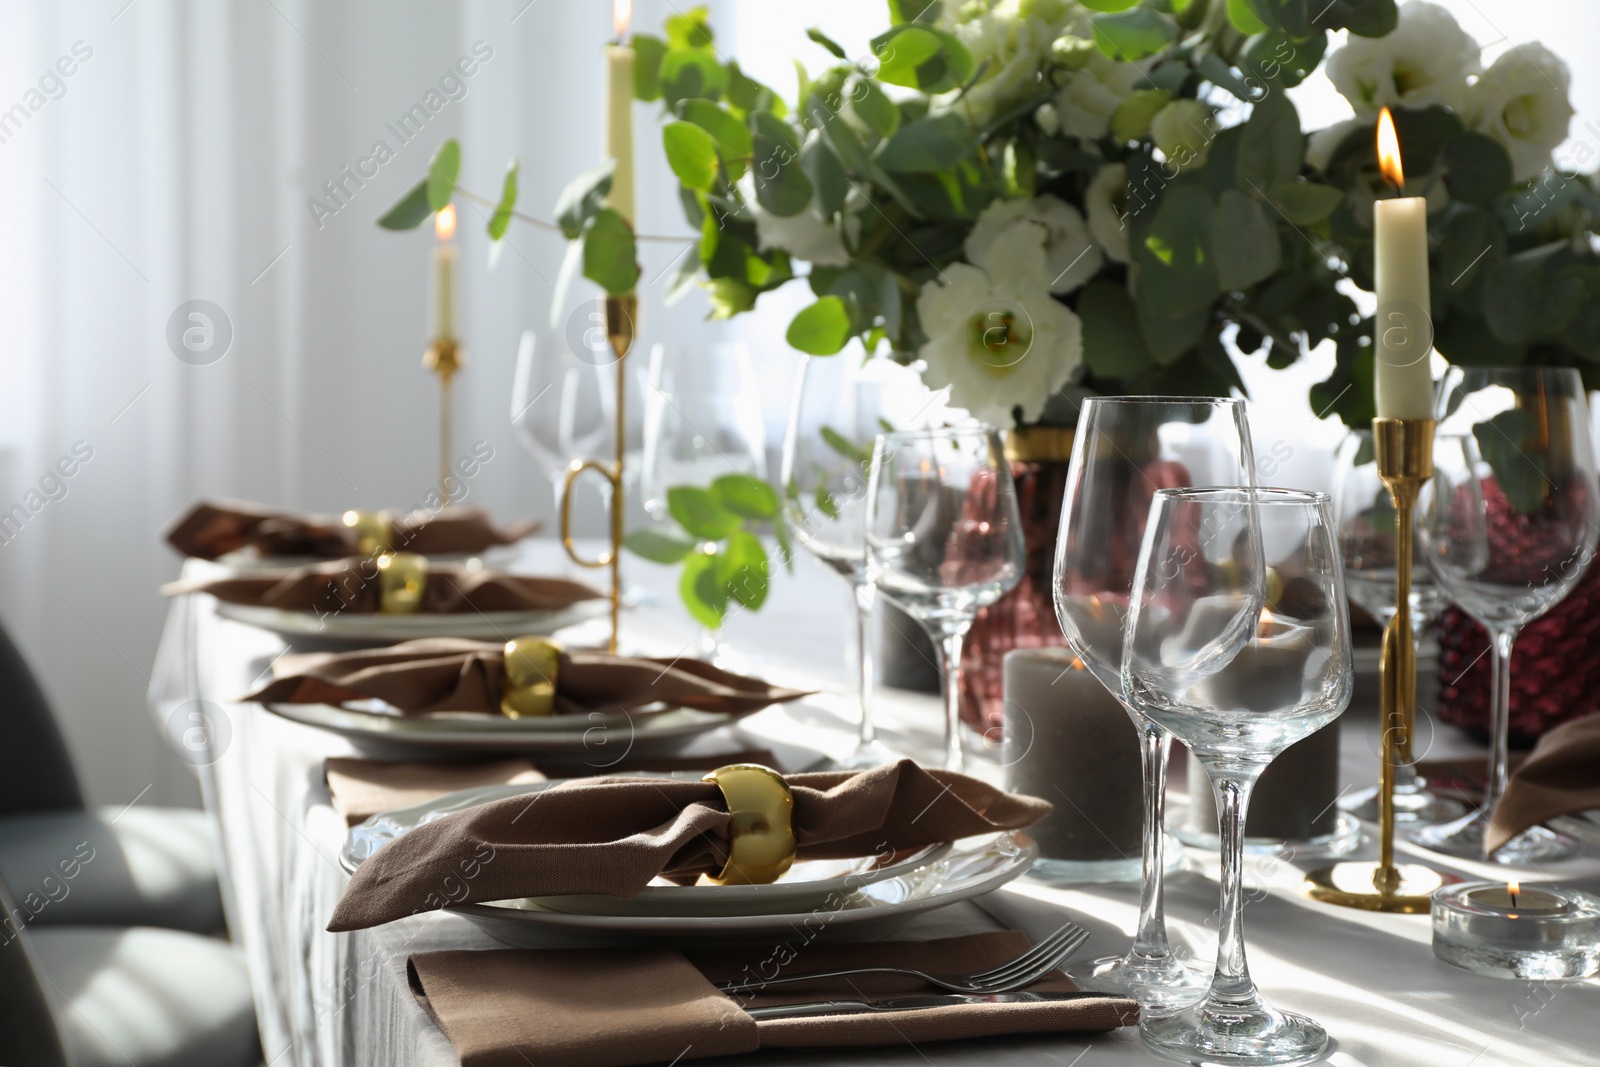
1130, 724, 1173, 961
853, 583, 877, 749
1211, 768, 1259, 1003
937, 629, 968, 772
1483, 627, 1518, 816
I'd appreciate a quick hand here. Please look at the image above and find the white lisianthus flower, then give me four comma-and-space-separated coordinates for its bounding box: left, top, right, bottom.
1306, 117, 1368, 173
741, 168, 851, 267
1057, 51, 1144, 140
1466, 43, 1576, 183
1150, 99, 1215, 169
1085, 163, 1131, 263
939, 0, 1080, 125
965, 195, 1103, 294
1324, 1, 1480, 117
915, 223, 1083, 427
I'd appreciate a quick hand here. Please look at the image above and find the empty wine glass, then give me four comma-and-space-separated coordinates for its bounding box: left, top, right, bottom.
1054, 396, 1255, 1007
511, 330, 608, 513
641, 342, 766, 520
865, 427, 1025, 770
1128, 488, 1352, 1066
781, 357, 938, 768
1331, 428, 1457, 824
1411, 366, 1600, 863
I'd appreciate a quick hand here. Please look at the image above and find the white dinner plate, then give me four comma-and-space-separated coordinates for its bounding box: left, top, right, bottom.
341, 779, 954, 917
212, 546, 519, 573
265, 700, 735, 754
216, 597, 609, 644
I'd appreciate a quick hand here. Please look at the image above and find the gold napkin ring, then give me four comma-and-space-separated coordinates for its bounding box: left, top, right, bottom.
501, 636, 562, 718
343, 509, 394, 557
376, 552, 428, 614
701, 764, 796, 886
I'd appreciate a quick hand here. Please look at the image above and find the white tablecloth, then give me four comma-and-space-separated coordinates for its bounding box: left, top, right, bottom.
151, 542, 1600, 1067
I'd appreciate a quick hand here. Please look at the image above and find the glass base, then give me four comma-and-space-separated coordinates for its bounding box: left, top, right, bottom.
1407, 809, 1580, 864
1339, 781, 1467, 825
1029, 834, 1186, 886
1141, 990, 1328, 1066
1068, 948, 1212, 1011
1169, 804, 1364, 861
839, 738, 899, 770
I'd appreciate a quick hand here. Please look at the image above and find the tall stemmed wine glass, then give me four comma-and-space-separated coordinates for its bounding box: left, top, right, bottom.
781, 357, 937, 767
1127, 488, 1352, 1066
1331, 428, 1456, 824
511, 330, 607, 514
866, 427, 1025, 770
1054, 396, 1255, 1007
1411, 366, 1600, 863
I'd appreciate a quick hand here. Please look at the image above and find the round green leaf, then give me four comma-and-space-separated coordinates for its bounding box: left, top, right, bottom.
582, 208, 640, 295
876, 113, 976, 172
632, 34, 666, 101
1227, 0, 1268, 33
623, 527, 696, 564
1213, 189, 1280, 291
679, 100, 753, 181
377, 179, 432, 230
1271, 181, 1345, 225
663, 122, 719, 191
1091, 8, 1178, 61
722, 531, 770, 611
751, 110, 813, 216
679, 550, 728, 630
712, 474, 779, 520
1442, 132, 1514, 206
786, 296, 853, 355
488, 160, 519, 241
661, 47, 727, 107
667, 486, 741, 541
1081, 0, 1141, 10
426, 139, 460, 211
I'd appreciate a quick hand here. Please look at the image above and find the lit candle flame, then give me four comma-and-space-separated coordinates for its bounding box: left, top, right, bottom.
1070, 656, 1086, 671
1376, 107, 1405, 190
434, 203, 457, 242
613, 0, 632, 41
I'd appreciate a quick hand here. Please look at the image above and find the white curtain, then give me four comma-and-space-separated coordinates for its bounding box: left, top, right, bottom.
3, 0, 1597, 807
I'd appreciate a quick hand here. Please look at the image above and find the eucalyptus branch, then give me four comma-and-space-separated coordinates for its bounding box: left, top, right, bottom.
455, 186, 696, 244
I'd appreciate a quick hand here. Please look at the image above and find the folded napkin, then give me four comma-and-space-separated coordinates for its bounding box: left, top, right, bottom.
326, 749, 784, 825
1488, 713, 1600, 853
165, 500, 540, 560
165, 561, 603, 615
408, 932, 1136, 1067
246, 638, 810, 718
329, 759, 1049, 931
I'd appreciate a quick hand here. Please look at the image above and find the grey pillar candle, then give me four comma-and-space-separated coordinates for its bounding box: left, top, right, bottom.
1185, 719, 1343, 841
1003, 648, 1143, 862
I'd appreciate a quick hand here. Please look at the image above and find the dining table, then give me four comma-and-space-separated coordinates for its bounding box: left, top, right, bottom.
148, 539, 1600, 1067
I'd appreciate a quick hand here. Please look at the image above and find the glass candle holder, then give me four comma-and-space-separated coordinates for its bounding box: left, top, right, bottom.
1432, 882, 1600, 980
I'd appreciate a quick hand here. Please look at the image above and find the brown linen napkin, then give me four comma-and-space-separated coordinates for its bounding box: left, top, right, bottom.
326, 749, 785, 825
328, 759, 1049, 932
165, 500, 540, 560
245, 638, 812, 718
164, 561, 603, 614
1487, 713, 1600, 853
407, 932, 1136, 1067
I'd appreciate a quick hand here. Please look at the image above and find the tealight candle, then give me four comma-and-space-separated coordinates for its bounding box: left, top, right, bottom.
1433, 881, 1600, 980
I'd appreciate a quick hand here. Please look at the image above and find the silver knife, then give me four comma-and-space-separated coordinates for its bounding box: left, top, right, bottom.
744, 990, 1130, 1020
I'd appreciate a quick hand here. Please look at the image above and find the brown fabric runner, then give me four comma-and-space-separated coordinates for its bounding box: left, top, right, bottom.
407, 932, 1136, 1067
325, 749, 784, 825
1487, 713, 1600, 853
164, 561, 602, 615
328, 760, 1050, 931
246, 638, 812, 718
166, 500, 539, 560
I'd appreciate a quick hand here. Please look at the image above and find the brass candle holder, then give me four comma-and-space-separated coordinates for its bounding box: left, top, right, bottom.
558, 293, 636, 652
424, 338, 463, 506
1307, 417, 1455, 913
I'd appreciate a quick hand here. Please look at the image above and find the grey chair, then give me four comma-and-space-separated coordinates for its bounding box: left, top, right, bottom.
0, 620, 226, 935
1, 876, 261, 1067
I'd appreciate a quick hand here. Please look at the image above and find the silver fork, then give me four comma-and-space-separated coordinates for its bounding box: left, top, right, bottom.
715, 921, 1089, 996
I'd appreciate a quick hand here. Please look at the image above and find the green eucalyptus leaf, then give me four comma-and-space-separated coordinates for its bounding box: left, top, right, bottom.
633, 34, 666, 101
853, 78, 901, 138
1091, 8, 1178, 61
806, 27, 849, 59
871, 25, 973, 93
1442, 131, 1514, 206
1227, 0, 1268, 32
1193, 53, 1249, 101
488, 160, 519, 241
1081, 0, 1140, 10
722, 530, 770, 610
820, 425, 873, 465
876, 113, 976, 172
426, 139, 460, 210
680, 100, 754, 181
582, 208, 640, 294
1213, 190, 1280, 291
712, 474, 780, 520
887, 0, 941, 24
1241, 28, 1326, 88
661, 47, 727, 107
663, 121, 719, 191
623, 527, 696, 564
377, 179, 432, 230
1236, 92, 1303, 194
727, 61, 786, 117
1271, 180, 1345, 224
1079, 278, 1153, 378
666, 7, 714, 49
787, 296, 854, 355
1438, 207, 1506, 291
751, 111, 814, 216
1112, 88, 1173, 141
801, 136, 850, 216
680, 549, 728, 629
668, 485, 742, 541
554, 160, 615, 240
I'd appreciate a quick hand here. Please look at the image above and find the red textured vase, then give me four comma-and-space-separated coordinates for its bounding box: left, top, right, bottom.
960, 429, 1073, 742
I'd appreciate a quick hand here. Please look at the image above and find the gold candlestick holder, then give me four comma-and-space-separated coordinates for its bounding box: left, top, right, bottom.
1307, 417, 1456, 913
558, 294, 636, 652
424, 338, 463, 506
